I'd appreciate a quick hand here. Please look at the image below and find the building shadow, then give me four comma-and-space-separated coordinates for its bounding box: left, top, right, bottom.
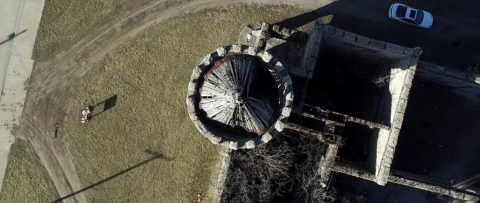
276, 0, 480, 71
0, 29, 27, 45
271, 1, 401, 179
275, 2, 337, 29
275, 0, 394, 30
51, 149, 172, 203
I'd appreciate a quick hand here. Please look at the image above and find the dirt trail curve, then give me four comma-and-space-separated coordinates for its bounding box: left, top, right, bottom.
19, 0, 329, 202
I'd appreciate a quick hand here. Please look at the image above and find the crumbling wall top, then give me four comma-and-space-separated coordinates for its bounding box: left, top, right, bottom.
186, 45, 293, 149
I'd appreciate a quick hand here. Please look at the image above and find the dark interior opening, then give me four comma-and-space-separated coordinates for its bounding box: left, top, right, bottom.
248, 56, 280, 112
290, 75, 306, 107
305, 43, 392, 123
337, 122, 377, 171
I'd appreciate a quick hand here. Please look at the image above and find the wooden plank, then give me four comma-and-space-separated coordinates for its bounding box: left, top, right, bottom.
200, 56, 274, 134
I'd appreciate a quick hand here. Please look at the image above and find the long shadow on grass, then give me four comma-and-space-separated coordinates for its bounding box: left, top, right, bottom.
51, 150, 172, 203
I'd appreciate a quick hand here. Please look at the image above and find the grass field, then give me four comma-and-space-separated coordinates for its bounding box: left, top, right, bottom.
33, 0, 152, 61
0, 140, 59, 203
63, 5, 308, 202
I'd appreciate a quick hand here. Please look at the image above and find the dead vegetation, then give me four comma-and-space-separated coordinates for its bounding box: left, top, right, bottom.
221, 133, 336, 203
223, 136, 295, 202
61, 5, 308, 202
294, 134, 336, 203
33, 0, 153, 61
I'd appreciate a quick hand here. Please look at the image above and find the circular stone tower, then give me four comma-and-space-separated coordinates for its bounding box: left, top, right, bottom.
186, 45, 293, 149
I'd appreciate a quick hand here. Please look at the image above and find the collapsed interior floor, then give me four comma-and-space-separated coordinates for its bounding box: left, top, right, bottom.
336, 122, 380, 173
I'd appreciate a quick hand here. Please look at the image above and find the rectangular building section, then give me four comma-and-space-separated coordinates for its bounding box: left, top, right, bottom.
293, 22, 421, 185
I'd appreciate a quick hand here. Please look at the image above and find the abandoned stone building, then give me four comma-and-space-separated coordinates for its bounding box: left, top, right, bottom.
186, 21, 480, 202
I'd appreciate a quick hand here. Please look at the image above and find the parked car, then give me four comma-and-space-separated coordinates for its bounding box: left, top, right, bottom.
388, 3, 433, 29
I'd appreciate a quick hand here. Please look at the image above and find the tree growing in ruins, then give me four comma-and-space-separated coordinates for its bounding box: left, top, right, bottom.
221, 135, 295, 203
221, 133, 337, 203
291, 133, 336, 203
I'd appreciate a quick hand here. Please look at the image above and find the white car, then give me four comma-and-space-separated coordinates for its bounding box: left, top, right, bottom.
388, 3, 433, 29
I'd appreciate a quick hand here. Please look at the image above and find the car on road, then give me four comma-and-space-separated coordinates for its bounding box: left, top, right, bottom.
388, 3, 433, 29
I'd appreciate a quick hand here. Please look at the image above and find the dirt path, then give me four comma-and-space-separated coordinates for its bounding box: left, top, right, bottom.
18, 0, 330, 202
21, 0, 480, 201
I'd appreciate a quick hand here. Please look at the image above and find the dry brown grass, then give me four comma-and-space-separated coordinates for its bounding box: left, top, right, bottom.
0, 140, 59, 203
63, 5, 307, 202
33, 0, 152, 61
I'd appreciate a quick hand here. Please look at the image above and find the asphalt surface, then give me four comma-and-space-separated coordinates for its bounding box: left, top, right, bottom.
280, 1, 480, 201
5, 0, 479, 202
277, 0, 480, 71
395, 77, 480, 187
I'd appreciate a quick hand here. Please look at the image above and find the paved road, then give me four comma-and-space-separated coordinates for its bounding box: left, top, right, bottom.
0, 0, 21, 192
10, 0, 479, 202
277, 0, 480, 71
0, 0, 22, 98
0, 0, 44, 191
19, 1, 334, 202
395, 77, 480, 188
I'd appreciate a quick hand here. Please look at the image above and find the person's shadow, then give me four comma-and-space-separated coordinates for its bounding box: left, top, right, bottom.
88, 95, 118, 120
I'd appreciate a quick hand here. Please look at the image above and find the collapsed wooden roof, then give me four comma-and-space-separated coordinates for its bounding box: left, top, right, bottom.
199, 56, 275, 135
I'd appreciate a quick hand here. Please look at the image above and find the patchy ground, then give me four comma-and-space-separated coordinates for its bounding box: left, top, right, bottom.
63, 6, 308, 202
6, 0, 479, 202
33, 0, 153, 61
6, 2, 309, 202
0, 140, 58, 203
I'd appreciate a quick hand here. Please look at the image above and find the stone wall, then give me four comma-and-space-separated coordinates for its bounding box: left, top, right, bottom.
417, 61, 480, 95
309, 22, 422, 185
186, 44, 293, 149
